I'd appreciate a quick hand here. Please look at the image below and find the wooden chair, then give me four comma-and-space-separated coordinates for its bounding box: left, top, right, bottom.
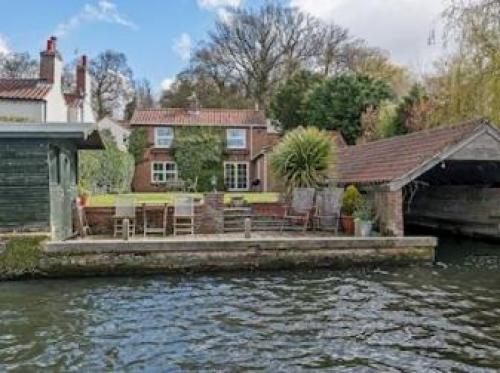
313, 188, 344, 233
185, 177, 198, 192
142, 203, 168, 237
112, 196, 136, 238
281, 188, 316, 232
174, 196, 195, 235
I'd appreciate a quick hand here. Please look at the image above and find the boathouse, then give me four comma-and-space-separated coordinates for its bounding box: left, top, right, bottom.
0, 123, 104, 240
338, 119, 500, 238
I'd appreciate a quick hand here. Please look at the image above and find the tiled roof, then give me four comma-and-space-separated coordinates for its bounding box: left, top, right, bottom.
0, 79, 52, 100
131, 108, 268, 126
337, 119, 487, 185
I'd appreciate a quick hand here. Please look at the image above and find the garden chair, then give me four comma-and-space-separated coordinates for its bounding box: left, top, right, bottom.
112, 195, 136, 238
313, 188, 344, 233
281, 188, 316, 232
186, 177, 198, 193
174, 196, 195, 235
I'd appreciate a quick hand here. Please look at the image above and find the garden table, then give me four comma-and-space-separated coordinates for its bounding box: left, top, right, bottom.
142, 203, 169, 237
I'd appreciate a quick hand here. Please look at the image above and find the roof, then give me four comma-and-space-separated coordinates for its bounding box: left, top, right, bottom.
0, 79, 52, 100
0, 122, 105, 149
337, 119, 497, 187
131, 108, 268, 127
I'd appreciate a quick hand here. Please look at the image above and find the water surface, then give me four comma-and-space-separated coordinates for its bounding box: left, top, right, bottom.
0, 237, 499, 371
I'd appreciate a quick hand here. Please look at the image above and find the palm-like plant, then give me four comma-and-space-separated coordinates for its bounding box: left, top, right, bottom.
270, 126, 336, 192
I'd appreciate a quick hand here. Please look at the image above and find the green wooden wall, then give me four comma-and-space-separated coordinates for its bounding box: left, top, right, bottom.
0, 139, 51, 232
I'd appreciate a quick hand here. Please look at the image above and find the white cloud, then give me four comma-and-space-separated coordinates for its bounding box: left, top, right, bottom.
291, 0, 446, 71
0, 34, 11, 55
54, 0, 138, 37
161, 77, 175, 91
172, 33, 192, 61
197, 0, 242, 10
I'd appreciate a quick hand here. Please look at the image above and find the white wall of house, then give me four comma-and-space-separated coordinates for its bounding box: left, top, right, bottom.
44, 58, 68, 122
97, 117, 130, 151
0, 100, 44, 122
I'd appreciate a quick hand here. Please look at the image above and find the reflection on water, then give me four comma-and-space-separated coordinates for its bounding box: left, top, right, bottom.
0, 238, 499, 371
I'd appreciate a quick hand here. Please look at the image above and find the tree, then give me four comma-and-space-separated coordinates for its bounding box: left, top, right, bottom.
270, 70, 321, 131
304, 73, 393, 144
79, 130, 135, 194
198, 3, 320, 109
90, 50, 134, 120
124, 79, 155, 120
270, 126, 335, 192
315, 23, 351, 76
360, 101, 398, 142
0, 52, 38, 78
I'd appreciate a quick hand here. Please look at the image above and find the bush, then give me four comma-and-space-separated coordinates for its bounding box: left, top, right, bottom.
0, 236, 47, 278
342, 185, 362, 215
128, 128, 148, 164
353, 198, 373, 221
270, 126, 335, 192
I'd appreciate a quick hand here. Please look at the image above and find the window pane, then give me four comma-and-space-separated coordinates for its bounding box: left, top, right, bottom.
155, 127, 174, 147
226, 129, 246, 149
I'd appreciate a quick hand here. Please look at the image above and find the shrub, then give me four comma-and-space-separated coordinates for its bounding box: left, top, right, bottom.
353, 198, 373, 221
128, 128, 148, 164
0, 236, 47, 278
270, 126, 336, 192
342, 185, 362, 215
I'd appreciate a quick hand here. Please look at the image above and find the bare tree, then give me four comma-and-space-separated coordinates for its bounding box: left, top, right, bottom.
315, 23, 350, 76
202, 4, 320, 109
0, 52, 38, 79
90, 50, 134, 120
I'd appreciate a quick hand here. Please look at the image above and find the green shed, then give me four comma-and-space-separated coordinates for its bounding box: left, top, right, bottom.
0, 123, 104, 240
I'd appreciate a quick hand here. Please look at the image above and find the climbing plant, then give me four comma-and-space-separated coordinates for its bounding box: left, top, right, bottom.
173, 127, 225, 192
128, 127, 148, 164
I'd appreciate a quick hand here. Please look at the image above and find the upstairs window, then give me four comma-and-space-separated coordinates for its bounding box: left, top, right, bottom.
226, 128, 247, 149
155, 127, 174, 148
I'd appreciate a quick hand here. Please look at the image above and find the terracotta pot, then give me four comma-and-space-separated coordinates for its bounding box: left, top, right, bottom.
340, 214, 355, 235
79, 195, 88, 207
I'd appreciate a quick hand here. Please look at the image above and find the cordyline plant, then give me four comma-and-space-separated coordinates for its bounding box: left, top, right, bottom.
270, 126, 336, 193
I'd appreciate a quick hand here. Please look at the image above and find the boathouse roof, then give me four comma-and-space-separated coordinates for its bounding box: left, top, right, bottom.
0, 122, 105, 149
337, 118, 500, 190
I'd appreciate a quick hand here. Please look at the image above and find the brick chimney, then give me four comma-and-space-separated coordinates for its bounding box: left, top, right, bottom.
76, 55, 89, 95
40, 36, 62, 85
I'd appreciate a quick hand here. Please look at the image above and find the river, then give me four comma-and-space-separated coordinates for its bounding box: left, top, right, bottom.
0, 236, 499, 372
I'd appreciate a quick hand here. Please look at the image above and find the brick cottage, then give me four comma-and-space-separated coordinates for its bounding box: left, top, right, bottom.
130, 107, 282, 192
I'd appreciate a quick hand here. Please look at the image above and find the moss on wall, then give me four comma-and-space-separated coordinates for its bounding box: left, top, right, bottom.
0, 235, 48, 279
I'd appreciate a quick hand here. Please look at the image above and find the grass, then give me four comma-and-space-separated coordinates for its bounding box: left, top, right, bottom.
88, 192, 280, 207
0, 235, 48, 278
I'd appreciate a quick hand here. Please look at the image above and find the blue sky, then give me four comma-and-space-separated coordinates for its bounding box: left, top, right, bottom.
0, 0, 446, 93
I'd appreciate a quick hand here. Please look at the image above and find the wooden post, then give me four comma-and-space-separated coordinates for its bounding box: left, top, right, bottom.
123, 218, 130, 241
244, 218, 251, 239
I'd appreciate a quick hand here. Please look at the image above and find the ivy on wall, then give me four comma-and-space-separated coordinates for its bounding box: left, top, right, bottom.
128, 128, 148, 164
173, 127, 225, 192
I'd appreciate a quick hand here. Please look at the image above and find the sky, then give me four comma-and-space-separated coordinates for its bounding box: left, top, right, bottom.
0, 0, 448, 94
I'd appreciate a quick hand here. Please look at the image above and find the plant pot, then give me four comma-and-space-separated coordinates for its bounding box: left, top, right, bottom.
340, 214, 355, 235
79, 195, 88, 207
355, 219, 373, 237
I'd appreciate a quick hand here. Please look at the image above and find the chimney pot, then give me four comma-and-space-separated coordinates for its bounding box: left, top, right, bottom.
81, 55, 88, 66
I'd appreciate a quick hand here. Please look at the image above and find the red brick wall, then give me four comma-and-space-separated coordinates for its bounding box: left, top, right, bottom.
370, 189, 404, 236
85, 200, 286, 235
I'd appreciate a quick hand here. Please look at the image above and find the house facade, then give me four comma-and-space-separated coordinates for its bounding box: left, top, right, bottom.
0, 36, 94, 124
97, 116, 131, 151
130, 108, 280, 192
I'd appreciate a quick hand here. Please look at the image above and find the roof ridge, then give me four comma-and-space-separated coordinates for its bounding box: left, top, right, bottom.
346, 118, 485, 150
134, 107, 263, 112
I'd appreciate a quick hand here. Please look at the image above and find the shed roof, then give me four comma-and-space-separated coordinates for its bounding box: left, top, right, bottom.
337, 118, 499, 189
131, 108, 267, 127
0, 79, 52, 100
0, 122, 105, 149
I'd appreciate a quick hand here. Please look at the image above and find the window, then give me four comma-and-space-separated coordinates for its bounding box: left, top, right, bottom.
151, 162, 177, 183
155, 127, 174, 148
224, 162, 248, 190
226, 128, 247, 149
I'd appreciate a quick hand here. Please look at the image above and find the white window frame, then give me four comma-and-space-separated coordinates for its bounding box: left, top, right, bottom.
151, 161, 178, 184
226, 128, 247, 149
224, 161, 249, 191
154, 127, 174, 148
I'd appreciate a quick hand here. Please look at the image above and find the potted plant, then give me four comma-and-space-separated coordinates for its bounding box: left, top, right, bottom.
353, 199, 374, 237
341, 185, 362, 235
77, 184, 90, 207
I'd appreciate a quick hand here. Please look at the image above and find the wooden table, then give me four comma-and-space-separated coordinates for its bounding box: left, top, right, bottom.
142, 203, 168, 237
